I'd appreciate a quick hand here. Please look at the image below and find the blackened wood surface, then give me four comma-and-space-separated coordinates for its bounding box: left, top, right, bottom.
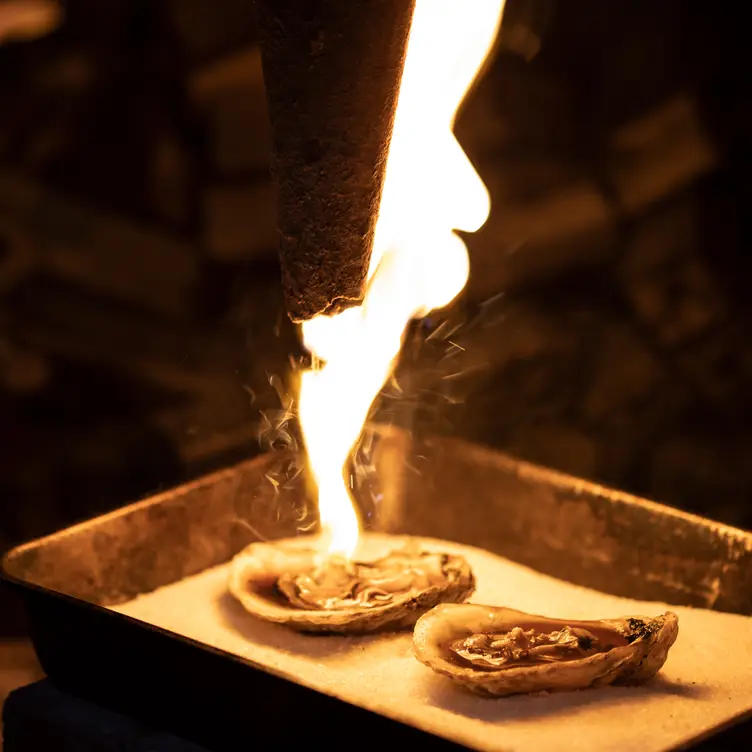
254, 0, 415, 321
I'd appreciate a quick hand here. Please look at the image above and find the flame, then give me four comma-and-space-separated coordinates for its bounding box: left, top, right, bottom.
298, 0, 506, 558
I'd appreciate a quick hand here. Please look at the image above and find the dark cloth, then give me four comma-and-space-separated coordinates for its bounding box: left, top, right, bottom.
3, 680, 209, 752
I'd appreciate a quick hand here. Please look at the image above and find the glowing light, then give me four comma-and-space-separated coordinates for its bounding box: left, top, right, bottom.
298, 0, 506, 557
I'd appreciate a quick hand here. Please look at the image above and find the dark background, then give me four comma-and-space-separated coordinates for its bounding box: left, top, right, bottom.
0, 0, 750, 636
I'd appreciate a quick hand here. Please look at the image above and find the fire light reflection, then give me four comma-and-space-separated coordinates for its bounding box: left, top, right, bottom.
297, 0, 506, 558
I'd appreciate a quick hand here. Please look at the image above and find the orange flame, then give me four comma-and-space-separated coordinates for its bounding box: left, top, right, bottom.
298, 0, 506, 557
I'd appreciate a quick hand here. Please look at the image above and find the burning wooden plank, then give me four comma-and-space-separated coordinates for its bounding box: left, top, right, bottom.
254, 0, 416, 321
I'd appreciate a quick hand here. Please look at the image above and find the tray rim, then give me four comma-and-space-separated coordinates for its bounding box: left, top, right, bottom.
3, 435, 751, 578
437, 437, 752, 544
0, 455, 268, 575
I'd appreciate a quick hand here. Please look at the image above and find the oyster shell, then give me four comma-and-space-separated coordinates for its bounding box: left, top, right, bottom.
413, 604, 679, 696
228, 535, 475, 634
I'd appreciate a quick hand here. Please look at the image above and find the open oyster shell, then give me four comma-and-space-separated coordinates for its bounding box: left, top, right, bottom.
413, 604, 679, 696
228, 535, 475, 634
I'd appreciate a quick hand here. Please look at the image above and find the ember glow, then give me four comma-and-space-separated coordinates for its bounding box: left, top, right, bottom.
298, 0, 506, 558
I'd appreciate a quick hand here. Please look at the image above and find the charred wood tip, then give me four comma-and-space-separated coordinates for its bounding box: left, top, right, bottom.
253, 0, 416, 322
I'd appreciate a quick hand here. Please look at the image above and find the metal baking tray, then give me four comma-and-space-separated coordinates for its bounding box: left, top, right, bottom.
3, 427, 751, 750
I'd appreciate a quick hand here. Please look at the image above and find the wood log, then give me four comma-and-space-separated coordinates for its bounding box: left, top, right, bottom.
189, 46, 264, 102
254, 0, 415, 321
7, 278, 235, 395
189, 46, 271, 177
149, 405, 261, 466
202, 182, 276, 261
0, 0, 61, 43
466, 93, 717, 300
0, 171, 198, 319
209, 92, 271, 176
609, 94, 716, 213
0, 215, 37, 293
0, 335, 49, 393
166, 0, 258, 63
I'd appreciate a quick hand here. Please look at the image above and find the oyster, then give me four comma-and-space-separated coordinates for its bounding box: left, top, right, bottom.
228, 535, 475, 634
413, 604, 679, 696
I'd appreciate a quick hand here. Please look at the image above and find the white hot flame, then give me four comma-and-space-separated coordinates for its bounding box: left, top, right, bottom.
298, 0, 506, 557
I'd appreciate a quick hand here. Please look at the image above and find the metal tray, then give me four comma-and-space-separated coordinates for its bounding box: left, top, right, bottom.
2, 428, 751, 750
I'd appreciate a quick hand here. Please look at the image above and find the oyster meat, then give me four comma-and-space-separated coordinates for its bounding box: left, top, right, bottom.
228, 536, 475, 634
413, 604, 679, 696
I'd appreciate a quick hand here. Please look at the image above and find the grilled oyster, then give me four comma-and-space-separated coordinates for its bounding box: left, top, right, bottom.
413, 604, 679, 696
228, 535, 475, 634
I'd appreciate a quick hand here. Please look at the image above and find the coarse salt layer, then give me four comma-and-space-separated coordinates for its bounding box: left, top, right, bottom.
112, 534, 752, 752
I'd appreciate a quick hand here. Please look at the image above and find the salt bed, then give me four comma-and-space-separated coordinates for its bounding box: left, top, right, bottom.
112, 534, 752, 752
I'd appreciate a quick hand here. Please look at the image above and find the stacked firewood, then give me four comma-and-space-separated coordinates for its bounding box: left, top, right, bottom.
0, 1, 297, 571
